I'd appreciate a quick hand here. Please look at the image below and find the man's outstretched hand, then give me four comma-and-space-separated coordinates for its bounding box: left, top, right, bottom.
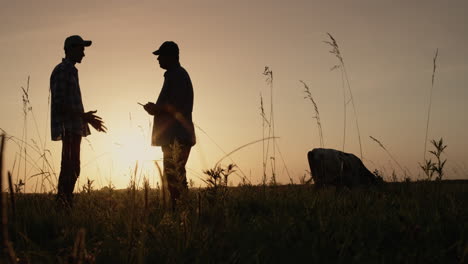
83, 110, 107, 133
143, 102, 156, 115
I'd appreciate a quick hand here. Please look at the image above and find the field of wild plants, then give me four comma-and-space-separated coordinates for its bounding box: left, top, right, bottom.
1, 172, 467, 263
1, 34, 467, 263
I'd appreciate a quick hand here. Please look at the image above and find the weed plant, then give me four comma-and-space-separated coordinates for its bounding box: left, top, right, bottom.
420, 138, 447, 181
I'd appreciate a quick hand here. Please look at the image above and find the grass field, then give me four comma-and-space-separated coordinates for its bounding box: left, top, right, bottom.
2, 181, 467, 263
1, 33, 465, 263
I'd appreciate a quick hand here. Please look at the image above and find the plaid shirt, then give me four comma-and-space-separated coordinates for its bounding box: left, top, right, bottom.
50, 58, 90, 141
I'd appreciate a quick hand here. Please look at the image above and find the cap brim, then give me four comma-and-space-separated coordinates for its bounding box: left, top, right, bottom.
83, 40, 92, 47
152, 50, 160, 55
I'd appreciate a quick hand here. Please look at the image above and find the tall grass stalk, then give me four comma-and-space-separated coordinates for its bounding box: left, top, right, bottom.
3, 132, 56, 190
143, 177, 150, 213
194, 124, 250, 183
154, 160, 169, 209
1, 77, 57, 193
0, 126, 58, 193
260, 94, 269, 185
1, 134, 17, 263
301, 80, 324, 148
274, 140, 293, 183
326, 65, 348, 150
214, 137, 278, 167
7, 172, 15, 223
0, 134, 5, 243
261, 67, 292, 185
25, 78, 49, 192
20, 77, 30, 192
369, 136, 410, 178
423, 49, 439, 161
337, 66, 347, 151
325, 33, 363, 158
263, 67, 276, 184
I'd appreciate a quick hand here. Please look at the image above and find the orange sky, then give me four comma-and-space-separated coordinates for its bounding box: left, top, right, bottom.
1, 0, 467, 192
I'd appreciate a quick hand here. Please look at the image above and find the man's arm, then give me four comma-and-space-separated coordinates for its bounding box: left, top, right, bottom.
144, 77, 172, 116
83, 110, 107, 132
144, 72, 192, 117
51, 68, 106, 133
143, 101, 172, 116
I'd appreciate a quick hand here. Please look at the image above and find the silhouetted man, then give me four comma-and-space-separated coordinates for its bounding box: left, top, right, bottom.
50, 35, 107, 207
144, 41, 196, 209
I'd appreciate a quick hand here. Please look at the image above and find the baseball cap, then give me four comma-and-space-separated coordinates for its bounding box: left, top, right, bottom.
64, 35, 92, 49
152, 41, 179, 56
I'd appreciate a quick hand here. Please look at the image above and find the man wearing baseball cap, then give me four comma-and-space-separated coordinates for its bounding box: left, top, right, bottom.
143, 41, 196, 210
50, 35, 107, 207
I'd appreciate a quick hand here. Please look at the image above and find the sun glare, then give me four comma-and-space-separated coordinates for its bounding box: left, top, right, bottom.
111, 130, 163, 181
114, 134, 159, 163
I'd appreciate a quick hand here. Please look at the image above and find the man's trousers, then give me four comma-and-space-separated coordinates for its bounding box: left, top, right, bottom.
57, 134, 82, 206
